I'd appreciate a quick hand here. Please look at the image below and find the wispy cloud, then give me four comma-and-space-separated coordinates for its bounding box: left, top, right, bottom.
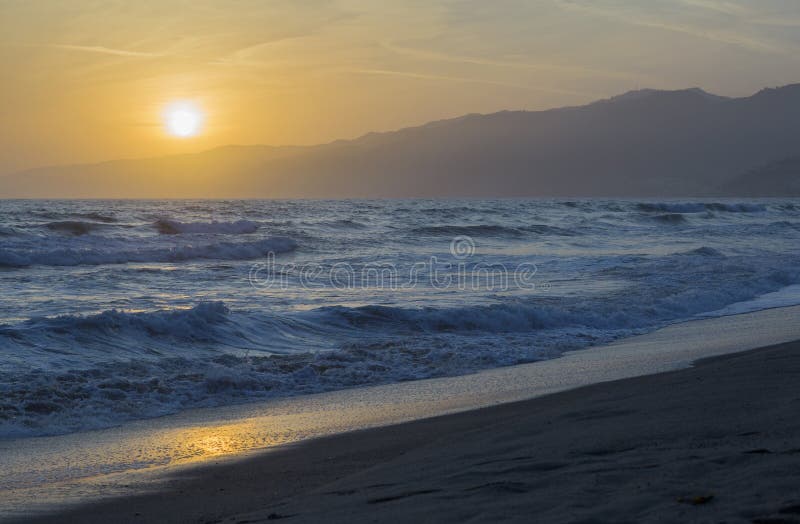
207, 38, 308, 68
381, 41, 649, 82
678, 0, 751, 17
750, 16, 800, 28
351, 68, 600, 97
10, 43, 164, 58
554, 0, 787, 54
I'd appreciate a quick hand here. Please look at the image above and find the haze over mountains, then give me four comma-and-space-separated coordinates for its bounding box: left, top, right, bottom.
3, 84, 800, 198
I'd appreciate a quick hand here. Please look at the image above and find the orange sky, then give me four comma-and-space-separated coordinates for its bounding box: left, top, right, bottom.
2, 0, 800, 174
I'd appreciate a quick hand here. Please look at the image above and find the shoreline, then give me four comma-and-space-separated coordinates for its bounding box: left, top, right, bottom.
18, 338, 800, 523
3, 304, 800, 521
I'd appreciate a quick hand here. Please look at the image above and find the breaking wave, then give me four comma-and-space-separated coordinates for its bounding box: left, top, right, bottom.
2, 240, 798, 438
44, 220, 109, 236
636, 202, 767, 213
651, 213, 687, 224
2, 197, 799, 438
0, 236, 296, 267
411, 224, 577, 237
412, 224, 525, 237
8, 302, 231, 343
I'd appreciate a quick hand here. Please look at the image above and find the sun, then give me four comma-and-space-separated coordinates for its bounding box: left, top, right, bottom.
163, 101, 204, 138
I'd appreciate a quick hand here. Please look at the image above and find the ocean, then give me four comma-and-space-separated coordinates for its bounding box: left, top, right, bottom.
1, 198, 799, 438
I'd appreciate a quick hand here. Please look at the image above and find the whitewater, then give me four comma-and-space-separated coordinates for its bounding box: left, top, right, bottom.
1, 198, 799, 438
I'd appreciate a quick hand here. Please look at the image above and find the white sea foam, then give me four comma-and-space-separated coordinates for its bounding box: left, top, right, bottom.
0, 198, 799, 437
2, 242, 797, 437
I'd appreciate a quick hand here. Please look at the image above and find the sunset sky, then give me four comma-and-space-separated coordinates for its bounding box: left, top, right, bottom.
2, 0, 800, 174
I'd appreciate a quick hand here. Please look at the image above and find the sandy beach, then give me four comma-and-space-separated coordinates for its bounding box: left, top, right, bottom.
18, 338, 800, 523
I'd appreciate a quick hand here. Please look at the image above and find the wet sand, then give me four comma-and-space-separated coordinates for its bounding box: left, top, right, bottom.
21, 339, 800, 524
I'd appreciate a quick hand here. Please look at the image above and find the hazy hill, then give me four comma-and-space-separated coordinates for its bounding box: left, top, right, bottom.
3, 84, 800, 198
718, 156, 800, 196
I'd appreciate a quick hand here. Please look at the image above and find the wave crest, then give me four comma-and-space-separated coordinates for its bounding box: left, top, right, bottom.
411, 223, 577, 237
155, 219, 259, 235
637, 202, 766, 213
0, 236, 296, 267
45, 220, 108, 236
651, 213, 687, 224
10, 302, 230, 342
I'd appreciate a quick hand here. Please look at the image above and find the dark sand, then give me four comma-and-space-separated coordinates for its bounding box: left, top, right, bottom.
22, 341, 800, 524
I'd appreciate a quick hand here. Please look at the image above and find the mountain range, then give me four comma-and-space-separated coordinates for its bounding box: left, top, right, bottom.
2, 84, 800, 198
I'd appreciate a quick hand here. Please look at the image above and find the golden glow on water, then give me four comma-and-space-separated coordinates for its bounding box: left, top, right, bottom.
170, 422, 291, 461
188, 432, 238, 457
118, 421, 296, 469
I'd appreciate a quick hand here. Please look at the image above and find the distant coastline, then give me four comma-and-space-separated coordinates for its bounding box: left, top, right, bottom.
2, 84, 799, 198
